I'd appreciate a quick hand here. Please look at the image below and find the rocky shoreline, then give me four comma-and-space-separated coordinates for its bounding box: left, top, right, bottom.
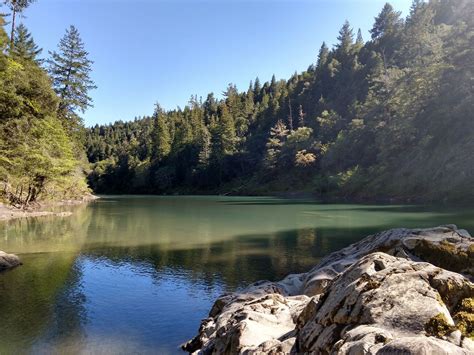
183, 225, 474, 354
0, 194, 99, 222
0, 195, 99, 271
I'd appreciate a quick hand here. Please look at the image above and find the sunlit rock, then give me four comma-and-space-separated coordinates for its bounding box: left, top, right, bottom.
0, 251, 21, 271
184, 225, 474, 354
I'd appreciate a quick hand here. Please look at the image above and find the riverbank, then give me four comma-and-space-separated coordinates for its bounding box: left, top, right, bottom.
0, 194, 99, 222
184, 225, 474, 354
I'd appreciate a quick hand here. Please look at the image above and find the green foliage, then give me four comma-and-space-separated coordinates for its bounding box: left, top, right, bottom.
0, 19, 92, 206
47, 25, 96, 122
151, 104, 171, 162
84, 0, 474, 201
3, 0, 36, 48
12, 23, 42, 62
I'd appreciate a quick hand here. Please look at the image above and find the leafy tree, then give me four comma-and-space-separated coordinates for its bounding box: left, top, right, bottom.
0, 18, 89, 206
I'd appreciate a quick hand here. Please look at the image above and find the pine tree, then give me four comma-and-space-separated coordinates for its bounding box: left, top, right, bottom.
316, 42, 329, 69
198, 125, 211, 167
370, 3, 403, 67
265, 120, 288, 169
370, 3, 403, 40
336, 20, 354, 55
47, 25, 96, 120
287, 97, 294, 131
356, 28, 364, 47
151, 104, 171, 162
253, 77, 262, 99
298, 105, 306, 127
3, 0, 35, 49
12, 23, 42, 62
270, 74, 277, 95
212, 104, 236, 159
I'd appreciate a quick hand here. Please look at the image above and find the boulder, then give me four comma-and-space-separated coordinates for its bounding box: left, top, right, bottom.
296, 252, 474, 353
184, 226, 474, 354
0, 250, 21, 271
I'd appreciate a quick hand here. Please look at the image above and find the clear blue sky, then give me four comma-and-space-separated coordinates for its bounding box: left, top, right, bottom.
14, 0, 412, 126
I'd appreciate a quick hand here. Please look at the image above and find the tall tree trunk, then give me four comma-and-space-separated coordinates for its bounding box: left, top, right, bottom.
10, 7, 16, 50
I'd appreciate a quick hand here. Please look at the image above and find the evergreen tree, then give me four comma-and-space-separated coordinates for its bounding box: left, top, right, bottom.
211, 104, 236, 161
370, 3, 403, 39
265, 120, 288, 169
336, 20, 354, 55
12, 23, 42, 62
3, 0, 35, 48
298, 105, 306, 127
370, 3, 403, 66
151, 104, 171, 162
198, 125, 211, 167
83, 0, 474, 201
317, 42, 329, 68
355, 28, 364, 47
47, 25, 96, 121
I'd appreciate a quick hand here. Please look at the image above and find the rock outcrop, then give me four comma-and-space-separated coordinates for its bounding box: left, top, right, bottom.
183, 225, 474, 354
0, 251, 21, 271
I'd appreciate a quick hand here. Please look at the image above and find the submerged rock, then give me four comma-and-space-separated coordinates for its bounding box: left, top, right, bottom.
0, 251, 21, 271
184, 225, 474, 354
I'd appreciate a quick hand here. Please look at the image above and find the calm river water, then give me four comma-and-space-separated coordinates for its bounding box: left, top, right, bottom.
1, 196, 473, 353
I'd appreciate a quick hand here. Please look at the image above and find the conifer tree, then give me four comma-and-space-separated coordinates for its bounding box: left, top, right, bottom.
3, 0, 35, 48
298, 105, 306, 127
12, 23, 41, 62
317, 42, 329, 69
356, 28, 364, 47
198, 125, 211, 167
370, 3, 403, 66
151, 104, 171, 162
212, 104, 236, 159
253, 77, 262, 100
370, 3, 403, 40
287, 97, 294, 131
265, 120, 288, 169
336, 20, 354, 55
47, 25, 96, 121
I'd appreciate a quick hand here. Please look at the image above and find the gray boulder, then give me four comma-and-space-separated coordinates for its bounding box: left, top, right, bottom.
184, 225, 474, 354
0, 250, 21, 271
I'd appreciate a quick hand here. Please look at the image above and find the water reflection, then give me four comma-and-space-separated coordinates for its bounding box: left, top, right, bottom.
0, 196, 473, 353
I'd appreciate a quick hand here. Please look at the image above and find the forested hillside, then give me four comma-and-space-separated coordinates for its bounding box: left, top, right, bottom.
85, 0, 471, 201
0, 5, 95, 207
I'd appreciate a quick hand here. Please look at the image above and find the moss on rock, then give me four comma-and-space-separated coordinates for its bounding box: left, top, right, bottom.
413, 240, 474, 277
425, 313, 456, 337
453, 298, 474, 339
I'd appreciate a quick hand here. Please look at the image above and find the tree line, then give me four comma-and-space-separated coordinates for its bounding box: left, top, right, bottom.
86, 0, 473, 202
0, 0, 96, 207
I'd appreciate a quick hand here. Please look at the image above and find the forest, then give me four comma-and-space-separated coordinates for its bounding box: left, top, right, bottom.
0, 0, 95, 207
85, 0, 473, 202
1, 0, 473, 206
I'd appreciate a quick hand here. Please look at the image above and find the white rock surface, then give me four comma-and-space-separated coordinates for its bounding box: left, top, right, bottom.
183, 226, 474, 354
0, 250, 21, 270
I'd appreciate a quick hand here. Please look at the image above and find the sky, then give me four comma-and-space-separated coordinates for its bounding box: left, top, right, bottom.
14, 0, 412, 127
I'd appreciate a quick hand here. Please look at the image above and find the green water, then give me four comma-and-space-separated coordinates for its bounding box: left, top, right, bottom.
0, 196, 473, 353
